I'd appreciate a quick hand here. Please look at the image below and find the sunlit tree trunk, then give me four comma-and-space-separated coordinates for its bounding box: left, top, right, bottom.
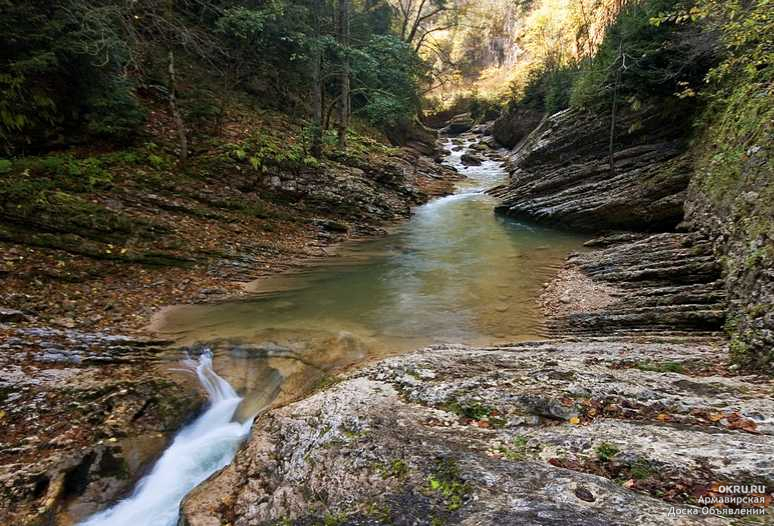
164, 0, 188, 161
168, 50, 188, 161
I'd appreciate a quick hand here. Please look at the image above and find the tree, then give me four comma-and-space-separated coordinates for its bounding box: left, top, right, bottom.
390, 0, 458, 53
310, 0, 324, 158
336, 0, 351, 149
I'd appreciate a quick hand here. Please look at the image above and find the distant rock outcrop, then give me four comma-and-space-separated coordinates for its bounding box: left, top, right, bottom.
490, 108, 692, 232
440, 113, 474, 136
491, 106, 543, 148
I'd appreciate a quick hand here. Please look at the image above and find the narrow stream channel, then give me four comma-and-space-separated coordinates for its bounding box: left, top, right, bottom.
81, 137, 587, 525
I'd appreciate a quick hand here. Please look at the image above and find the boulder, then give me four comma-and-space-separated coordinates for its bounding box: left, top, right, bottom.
0, 308, 28, 323
441, 113, 474, 136
461, 153, 483, 166
492, 107, 544, 148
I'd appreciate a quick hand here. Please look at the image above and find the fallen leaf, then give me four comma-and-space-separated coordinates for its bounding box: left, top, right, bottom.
727, 418, 758, 433
569, 416, 581, 425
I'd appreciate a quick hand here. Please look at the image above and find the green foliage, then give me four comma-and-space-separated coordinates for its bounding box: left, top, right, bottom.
512, 0, 721, 116
224, 131, 319, 173
569, 0, 716, 111
519, 66, 580, 114
216, 5, 277, 42
351, 35, 428, 129
83, 77, 146, 142
444, 92, 503, 122
595, 442, 620, 462
685, 0, 772, 370
427, 458, 471, 512
0, 0, 148, 152
376, 459, 409, 479
497, 435, 532, 461
443, 399, 505, 426
635, 361, 685, 373
0, 0, 433, 152
631, 460, 656, 480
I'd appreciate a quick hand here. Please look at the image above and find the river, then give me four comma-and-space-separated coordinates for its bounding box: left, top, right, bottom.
80, 135, 586, 526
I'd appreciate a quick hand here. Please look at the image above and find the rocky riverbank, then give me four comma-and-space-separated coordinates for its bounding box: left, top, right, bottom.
180, 339, 772, 525
175, 118, 773, 525
0, 328, 203, 526
0, 132, 461, 525
175, 105, 774, 525
490, 104, 771, 372
541, 232, 727, 341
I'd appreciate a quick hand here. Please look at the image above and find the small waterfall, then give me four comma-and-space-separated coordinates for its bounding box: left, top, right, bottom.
80, 352, 252, 526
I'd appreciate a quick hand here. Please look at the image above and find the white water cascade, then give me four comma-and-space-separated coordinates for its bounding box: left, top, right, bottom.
80, 352, 252, 526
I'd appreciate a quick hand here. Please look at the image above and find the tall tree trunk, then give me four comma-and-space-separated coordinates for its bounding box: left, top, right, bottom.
310, 0, 323, 158
609, 41, 623, 175
168, 50, 188, 161
336, 0, 350, 149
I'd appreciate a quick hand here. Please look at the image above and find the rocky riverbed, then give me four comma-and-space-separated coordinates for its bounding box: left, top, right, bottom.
177, 122, 772, 525
2, 112, 771, 525
177, 111, 772, 526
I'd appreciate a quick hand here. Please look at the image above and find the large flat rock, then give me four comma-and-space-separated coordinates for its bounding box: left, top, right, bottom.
180, 341, 772, 525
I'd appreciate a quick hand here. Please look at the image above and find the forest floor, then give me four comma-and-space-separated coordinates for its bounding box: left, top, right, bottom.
0, 109, 457, 335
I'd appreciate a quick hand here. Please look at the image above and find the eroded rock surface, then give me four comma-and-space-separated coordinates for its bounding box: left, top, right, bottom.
544, 232, 727, 340
491, 107, 544, 149
490, 108, 692, 232
180, 342, 772, 526
0, 327, 204, 526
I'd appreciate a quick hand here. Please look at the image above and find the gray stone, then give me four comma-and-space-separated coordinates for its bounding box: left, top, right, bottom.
0, 308, 28, 323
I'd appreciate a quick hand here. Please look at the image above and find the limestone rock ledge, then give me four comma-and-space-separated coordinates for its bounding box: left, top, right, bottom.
489, 108, 692, 232
180, 342, 772, 526
544, 232, 727, 340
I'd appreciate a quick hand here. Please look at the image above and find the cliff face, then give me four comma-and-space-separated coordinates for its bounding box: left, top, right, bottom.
491, 100, 772, 370
684, 85, 773, 371
491, 107, 544, 149
490, 108, 693, 232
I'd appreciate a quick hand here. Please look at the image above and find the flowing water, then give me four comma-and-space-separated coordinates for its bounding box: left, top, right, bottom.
153, 138, 586, 359
82, 137, 587, 524
151, 137, 587, 415
79, 353, 252, 526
